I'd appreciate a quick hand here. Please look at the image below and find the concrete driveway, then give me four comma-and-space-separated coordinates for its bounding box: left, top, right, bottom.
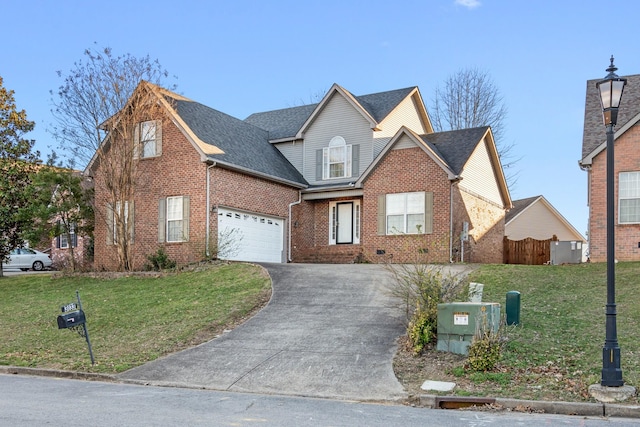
118, 263, 407, 401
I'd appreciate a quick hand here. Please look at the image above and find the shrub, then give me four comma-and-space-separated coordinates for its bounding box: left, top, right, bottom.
408, 308, 435, 355
204, 227, 243, 261
145, 247, 176, 271
387, 264, 466, 355
467, 315, 504, 371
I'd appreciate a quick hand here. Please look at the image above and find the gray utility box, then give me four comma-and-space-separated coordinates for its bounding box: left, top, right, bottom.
550, 241, 583, 265
437, 302, 500, 355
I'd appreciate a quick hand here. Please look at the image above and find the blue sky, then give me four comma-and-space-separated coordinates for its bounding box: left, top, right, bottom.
4, 0, 640, 237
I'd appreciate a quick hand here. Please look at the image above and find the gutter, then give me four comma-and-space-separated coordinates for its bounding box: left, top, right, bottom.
288, 191, 302, 262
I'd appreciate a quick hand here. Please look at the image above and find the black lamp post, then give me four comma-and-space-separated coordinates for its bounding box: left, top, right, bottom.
596, 55, 627, 387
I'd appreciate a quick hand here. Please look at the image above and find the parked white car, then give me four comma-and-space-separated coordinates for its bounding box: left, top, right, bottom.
2, 248, 52, 271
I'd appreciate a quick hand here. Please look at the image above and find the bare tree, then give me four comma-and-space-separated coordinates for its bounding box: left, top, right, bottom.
50, 46, 176, 271
431, 68, 518, 188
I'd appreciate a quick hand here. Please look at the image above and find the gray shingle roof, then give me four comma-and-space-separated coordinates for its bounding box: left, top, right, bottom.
505, 196, 541, 223
172, 98, 307, 186
354, 87, 416, 122
420, 126, 491, 175
244, 86, 417, 140
582, 73, 640, 160
244, 104, 317, 141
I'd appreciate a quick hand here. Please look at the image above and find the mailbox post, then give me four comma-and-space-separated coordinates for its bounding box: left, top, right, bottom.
57, 291, 95, 365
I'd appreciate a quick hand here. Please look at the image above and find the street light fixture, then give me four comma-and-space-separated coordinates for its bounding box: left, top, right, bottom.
595, 55, 627, 387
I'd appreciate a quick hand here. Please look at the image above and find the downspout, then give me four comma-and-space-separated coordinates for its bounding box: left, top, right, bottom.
449, 176, 461, 263
206, 162, 217, 258
288, 191, 302, 262
450, 182, 454, 263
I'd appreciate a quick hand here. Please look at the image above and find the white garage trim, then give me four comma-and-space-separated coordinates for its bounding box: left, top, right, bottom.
217, 207, 285, 263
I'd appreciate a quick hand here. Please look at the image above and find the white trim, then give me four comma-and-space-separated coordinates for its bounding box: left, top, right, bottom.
580, 112, 640, 166
328, 199, 361, 245
296, 84, 379, 139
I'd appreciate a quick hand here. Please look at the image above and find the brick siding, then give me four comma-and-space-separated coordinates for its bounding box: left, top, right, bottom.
290, 147, 505, 264
588, 123, 640, 262
93, 115, 300, 270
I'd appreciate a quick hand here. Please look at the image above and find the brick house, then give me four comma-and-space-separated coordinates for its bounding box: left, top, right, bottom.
86, 82, 511, 270
580, 73, 640, 262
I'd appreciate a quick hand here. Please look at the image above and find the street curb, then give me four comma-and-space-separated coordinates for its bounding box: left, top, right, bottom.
419, 394, 640, 419
2, 366, 638, 419
0, 366, 117, 383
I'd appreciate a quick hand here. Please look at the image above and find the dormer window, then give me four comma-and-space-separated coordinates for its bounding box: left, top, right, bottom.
323, 136, 352, 179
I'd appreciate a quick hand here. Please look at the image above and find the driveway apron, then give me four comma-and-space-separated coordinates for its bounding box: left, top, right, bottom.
118, 263, 407, 401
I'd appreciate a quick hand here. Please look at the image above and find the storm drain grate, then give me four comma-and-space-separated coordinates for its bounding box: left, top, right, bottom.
435, 396, 496, 409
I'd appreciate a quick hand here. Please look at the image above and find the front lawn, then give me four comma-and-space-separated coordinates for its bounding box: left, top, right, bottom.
0, 263, 271, 373
394, 262, 640, 403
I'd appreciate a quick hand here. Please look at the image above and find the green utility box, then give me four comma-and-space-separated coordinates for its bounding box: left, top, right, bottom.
437, 302, 500, 355
506, 291, 521, 326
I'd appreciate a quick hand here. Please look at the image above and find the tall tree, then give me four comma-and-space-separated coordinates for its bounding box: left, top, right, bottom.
431, 68, 518, 187
50, 46, 176, 271
0, 76, 39, 277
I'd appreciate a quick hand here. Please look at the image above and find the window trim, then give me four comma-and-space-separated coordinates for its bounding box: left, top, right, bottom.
158, 196, 190, 243
166, 196, 184, 242
106, 201, 134, 245
378, 192, 433, 235
619, 171, 640, 224
58, 222, 77, 249
134, 119, 162, 159
323, 136, 352, 180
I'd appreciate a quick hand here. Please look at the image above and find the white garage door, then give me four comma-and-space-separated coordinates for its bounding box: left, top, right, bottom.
217, 208, 284, 263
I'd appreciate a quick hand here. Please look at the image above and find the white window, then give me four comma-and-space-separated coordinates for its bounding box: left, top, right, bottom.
619, 171, 640, 223
167, 196, 184, 242
107, 201, 133, 245
114, 201, 129, 243
386, 192, 425, 234
135, 120, 162, 158
59, 223, 76, 249
323, 136, 352, 179
159, 196, 190, 243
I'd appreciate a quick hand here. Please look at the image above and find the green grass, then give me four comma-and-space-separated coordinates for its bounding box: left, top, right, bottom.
465, 262, 640, 402
2, 261, 639, 403
0, 263, 271, 373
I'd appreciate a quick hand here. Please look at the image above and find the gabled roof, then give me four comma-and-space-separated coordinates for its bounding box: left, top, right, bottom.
357, 126, 496, 184
168, 95, 307, 187
505, 195, 541, 224
356, 125, 511, 208
421, 126, 492, 175
506, 195, 586, 241
354, 87, 417, 123
581, 73, 640, 165
86, 81, 307, 187
244, 84, 422, 142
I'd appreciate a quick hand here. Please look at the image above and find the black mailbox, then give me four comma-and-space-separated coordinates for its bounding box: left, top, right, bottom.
57, 310, 86, 329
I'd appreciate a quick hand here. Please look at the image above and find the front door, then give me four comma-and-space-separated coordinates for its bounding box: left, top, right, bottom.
336, 202, 353, 244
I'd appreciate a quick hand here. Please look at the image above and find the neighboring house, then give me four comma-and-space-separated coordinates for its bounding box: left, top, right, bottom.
86, 82, 511, 270
505, 196, 586, 262
505, 196, 586, 242
50, 221, 91, 269
580, 73, 640, 262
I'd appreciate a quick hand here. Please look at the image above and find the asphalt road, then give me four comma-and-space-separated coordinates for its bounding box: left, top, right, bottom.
3, 375, 635, 427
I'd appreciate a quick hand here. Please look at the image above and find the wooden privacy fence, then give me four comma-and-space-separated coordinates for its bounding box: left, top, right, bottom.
503, 236, 557, 265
